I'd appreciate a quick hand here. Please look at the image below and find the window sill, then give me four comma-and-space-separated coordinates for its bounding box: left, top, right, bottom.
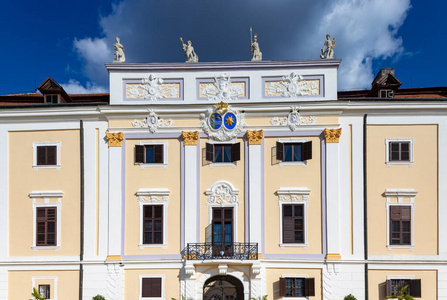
138, 163, 168, 169
280, 243, 308, 249
209, 162, 237, 168
139, 244, 167, 249
33, 165, 61, 170
32, 246, 60, 251
387, 245, 414, 251
386, 161, 413, 167
279, 161, 307, 167
281, 297, 308, 300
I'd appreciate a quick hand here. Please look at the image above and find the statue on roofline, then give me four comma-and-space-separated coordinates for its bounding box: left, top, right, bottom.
250, 28, 262, 61
180, 37, 199, 63
113, 37, 125, 63
320, 34, 336, 59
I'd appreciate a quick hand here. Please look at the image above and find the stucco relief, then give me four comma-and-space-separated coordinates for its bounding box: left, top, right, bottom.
270, 107, 316, 131
276, 187, 310, 204
246, 130, 263, 145
105, 132, 124, 147
132, 109, 173, 133
126, 74, 180, 100
205, 181, 239, 206
106, 264, 124, 300
200, 74, 245, 101
182, 131, 199, 145
323, 128, 342, 143
199, 102, 246, 141
266, 73, 320, 97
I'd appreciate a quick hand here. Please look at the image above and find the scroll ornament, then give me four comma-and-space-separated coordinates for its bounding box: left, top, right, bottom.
132, 109, 173, 133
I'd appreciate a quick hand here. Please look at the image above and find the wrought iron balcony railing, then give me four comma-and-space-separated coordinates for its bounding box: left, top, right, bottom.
184, 243, 258, 260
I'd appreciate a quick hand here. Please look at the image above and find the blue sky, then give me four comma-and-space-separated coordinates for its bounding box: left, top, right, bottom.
0, 0, 445, 95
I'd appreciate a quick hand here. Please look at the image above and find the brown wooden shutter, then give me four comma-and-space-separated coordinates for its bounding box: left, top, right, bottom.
206, 143, 214, 162
401, 206, 411, 220
279, 278, 286, 297
142, 278, 162, 297
276, 142, 284, 161
409, 279, 421, 297
283, 206, 294, 243
135, 145, 145, 163
232, 143, 240, 162
154, 145, 163, 163
302, 141, 312, 160
390, 206, 401, 220
304, 278, 315, 297
385, 280, 391, 296
37, 147, 46, 165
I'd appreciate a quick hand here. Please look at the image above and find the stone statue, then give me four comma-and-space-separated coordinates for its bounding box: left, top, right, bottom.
250, 33, 262, 61
113, 37, 125, 63
180, 37, 199, 63
320, 34, 336, 59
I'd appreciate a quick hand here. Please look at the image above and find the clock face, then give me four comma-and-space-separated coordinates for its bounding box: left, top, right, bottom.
210, 113, 222, 130
223, 112, 237, 130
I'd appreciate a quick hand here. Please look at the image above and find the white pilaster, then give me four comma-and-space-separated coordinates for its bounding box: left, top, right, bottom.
248, 142, 263, 245
0, 126, 8, 261
184, 140, 200, 245
439, 121, 447, 256
108, 144, 123, 258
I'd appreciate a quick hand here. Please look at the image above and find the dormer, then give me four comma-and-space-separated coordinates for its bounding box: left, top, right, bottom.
369, 68, 402, 98
37, 77, 72, 104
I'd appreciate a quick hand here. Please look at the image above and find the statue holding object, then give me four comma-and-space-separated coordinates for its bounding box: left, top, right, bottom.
180, 37, 199, 63
320, 34, 336, 59
250, 28, 262, 61
113, 37, 125, 63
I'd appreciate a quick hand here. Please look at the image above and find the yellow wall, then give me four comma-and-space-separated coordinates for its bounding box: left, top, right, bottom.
367, 125, 438, 255
124, 138, 181, 255
9, 130, 80, 256
8, 270, 79, 300
124, 268, 180, 299
264, 136, 322, 254
266, 268, 322, 300
200, 138, 245, 243
368, 269, 437, 300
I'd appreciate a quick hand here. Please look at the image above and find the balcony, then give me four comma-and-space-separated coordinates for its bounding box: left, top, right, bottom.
184, 243, 258, 260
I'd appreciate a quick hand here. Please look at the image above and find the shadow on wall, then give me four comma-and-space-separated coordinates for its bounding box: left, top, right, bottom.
378, 281, 386, 300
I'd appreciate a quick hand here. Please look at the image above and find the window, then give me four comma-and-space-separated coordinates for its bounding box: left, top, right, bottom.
143, 205, 163, 244
45, 94, 58, 104
379, 89, 394, 98
212, 207, 233, 256
276, 140, 312, 164
38, 284, 50, 299
390, 206, 411, 245
36, 207, 57, 246
386, 279, 421, 298
279, 277, 315, 298
283, 204, 304, 244
385, 138, 413, 166
140, 276, 163, 299
206, 143, 240, 163
33, 142, 61, 169
135, 142, 168, 167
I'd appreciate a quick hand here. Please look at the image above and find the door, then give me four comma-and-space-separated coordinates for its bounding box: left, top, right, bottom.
212, 207, 233, 257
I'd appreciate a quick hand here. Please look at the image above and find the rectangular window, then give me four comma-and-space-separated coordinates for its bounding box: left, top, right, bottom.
135, 145, 164, 164
206, 143, 240, 163
279, 277, 315, 297
141, 277, 162, 298
390, 206, 411, 245
389, 141, 410, 162
386, 279, 421, 298
277, 141, 312, 162
283, 204, 305, 244
38, 285, 50, 299
36, 207, 57, 246
45, 94, 58, 104
37, 146, 57, 166
212, 207, 233, 257
143, 205, 163, 244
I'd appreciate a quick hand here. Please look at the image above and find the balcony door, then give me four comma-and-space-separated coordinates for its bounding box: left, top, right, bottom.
212, 207, 233, 257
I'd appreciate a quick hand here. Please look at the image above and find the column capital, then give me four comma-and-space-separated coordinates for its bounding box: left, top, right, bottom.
323, 128, 342, 143
246, 130, 263, 145
182, 131, 199, 146
106, 132, 124, 147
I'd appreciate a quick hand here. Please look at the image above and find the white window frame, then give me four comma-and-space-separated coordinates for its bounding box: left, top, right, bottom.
45, 94, 60, 104
33, 141, 61, 170
385, 189, 417, 250
277, 187, 310, 248
385, 138, 414, 166
138, 141, 168, 169
278, 138, 308, 167
207, 139, 239, 168
280, 274, 309, 300
30, 191, 63, 251
32, 276, 58, 300
137, 188, 169, 249
139, 275, 164, 300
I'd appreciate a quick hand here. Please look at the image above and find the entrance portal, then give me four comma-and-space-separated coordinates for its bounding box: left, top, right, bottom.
203, 275, 244, 300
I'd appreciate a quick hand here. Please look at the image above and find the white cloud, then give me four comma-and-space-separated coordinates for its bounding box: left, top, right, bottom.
61, 79, 107, 94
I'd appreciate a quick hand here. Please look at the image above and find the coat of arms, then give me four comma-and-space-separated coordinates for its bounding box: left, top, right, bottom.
200, 101, 245, 141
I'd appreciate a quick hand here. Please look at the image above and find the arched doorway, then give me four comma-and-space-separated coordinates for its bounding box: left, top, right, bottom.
203, 275, 244, 300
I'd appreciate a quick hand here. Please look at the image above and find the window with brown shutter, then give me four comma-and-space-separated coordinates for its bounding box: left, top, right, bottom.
36, 146, 57, 165
276, 141, 312, 162
135, 144, 164, 164
205, 143, 240, 163
390, 206, 411, 245
279, 277, 315, 297
141, 277, 162, 298
36, 207, 57, 246
283, 204, 305, 244
143, 205, 163, 244
386, 279, 421, 298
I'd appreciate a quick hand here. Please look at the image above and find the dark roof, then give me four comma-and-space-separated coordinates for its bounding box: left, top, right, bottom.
338, 86, 447, 99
